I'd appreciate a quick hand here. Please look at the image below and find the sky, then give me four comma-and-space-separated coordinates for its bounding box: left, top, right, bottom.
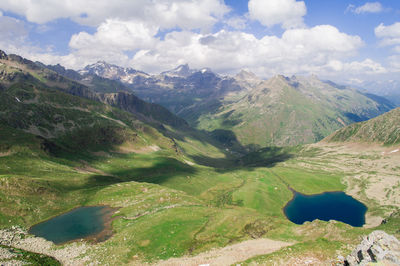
0, 0, 400, 85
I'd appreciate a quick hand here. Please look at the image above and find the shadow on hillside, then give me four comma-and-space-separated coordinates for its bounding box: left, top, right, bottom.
51, 157, 198, 191
190, 146, 294, 173
37, 118, 292, 182
83, 157, 197, 188
236, 147, 294, 167
185, 128, 294, 171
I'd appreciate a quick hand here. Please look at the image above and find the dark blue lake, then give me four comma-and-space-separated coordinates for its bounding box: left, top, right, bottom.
284, 191, 367, 227
29, 206, 114, 244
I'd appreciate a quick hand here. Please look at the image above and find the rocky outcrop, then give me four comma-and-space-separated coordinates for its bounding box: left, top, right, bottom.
0, 226, 89, 265
98, 92, 188, 128
344, 230, 400, 265
0, 50, 8, 60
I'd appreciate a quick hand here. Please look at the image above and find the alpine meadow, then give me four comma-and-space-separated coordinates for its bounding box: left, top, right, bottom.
0, 1, 399, 265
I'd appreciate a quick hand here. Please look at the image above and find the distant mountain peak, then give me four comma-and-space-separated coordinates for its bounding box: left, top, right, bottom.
235, 69, 259, 81
83, 60, 115, 70
269, 74, 290, 83
162, 63, 194, 77
79, 61, 148, 83
176, 64, 189, 71
200, 67, 212, 74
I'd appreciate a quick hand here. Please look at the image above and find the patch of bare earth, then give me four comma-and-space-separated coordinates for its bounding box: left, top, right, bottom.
267, 254, 330, 266
91, 151, 111, 157
139, 238, 292, 266
74, 160, 111, 176
116, 145, 161, 154
0, 150, 12, 157
0, 227, 89, 266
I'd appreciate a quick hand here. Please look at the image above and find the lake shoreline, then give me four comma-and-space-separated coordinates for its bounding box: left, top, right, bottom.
28, 205, 120, 245
282, 191, 368, 227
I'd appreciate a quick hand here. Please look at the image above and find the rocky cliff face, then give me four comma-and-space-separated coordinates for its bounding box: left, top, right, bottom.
79, 61, 149, 84
79, 61, 250, 114
0, 51, 188, 130
98, 92, 188, 128
344, 230, 400, 265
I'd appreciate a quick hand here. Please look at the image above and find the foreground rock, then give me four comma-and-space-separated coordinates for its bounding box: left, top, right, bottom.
344, 230, 400, 265
0, 226, 89, 265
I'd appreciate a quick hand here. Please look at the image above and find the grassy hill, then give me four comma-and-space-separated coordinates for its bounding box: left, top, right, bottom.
324, 107, 400, 145
182, 75, 394, 148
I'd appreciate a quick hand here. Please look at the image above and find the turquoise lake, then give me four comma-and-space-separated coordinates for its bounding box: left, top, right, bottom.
29, 206, 111, 244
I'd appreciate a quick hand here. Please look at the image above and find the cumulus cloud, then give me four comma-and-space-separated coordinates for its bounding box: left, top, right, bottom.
388, 55, 400, 71
248, 0, 306, 29
344, 59, 387, 74
1, 0, 388, 82
0, 0, 229, 30
346, 2, 383, 14
16, 22, 362, 77
128, 25, 363, 76
375, 22, 400, 47
70, 19, 158, 52
393, 46, 400, 53
225, 16, 247, 30
0, 13, 30, 53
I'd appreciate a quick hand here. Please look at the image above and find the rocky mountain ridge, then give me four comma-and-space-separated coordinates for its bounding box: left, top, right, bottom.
0, 50, 188, 130
74, 60, 395, 147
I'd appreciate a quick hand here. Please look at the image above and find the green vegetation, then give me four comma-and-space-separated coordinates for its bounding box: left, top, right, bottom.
326, 107, 400, 145
0, 51, 398, 265
182, 75, 393, 147
0, 245, 60, 265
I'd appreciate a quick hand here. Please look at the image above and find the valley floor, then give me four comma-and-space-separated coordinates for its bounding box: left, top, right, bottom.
1, 136, 399, 265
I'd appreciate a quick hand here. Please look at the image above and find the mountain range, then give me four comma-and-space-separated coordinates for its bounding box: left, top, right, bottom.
67, 60, 395, 148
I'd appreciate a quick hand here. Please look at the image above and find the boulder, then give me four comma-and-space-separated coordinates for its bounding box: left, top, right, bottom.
0, 50, 7, 60
344, 230, 400, 265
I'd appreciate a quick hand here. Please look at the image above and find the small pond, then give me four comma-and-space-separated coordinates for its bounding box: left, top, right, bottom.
29, 206, 115, 244
284, 191, 367, 227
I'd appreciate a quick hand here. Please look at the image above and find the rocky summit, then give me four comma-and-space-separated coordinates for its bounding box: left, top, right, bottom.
344, 231, 400, 265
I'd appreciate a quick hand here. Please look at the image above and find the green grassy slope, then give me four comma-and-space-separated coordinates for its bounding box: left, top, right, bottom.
181, 75, 394, 148
325, 107, 400, 145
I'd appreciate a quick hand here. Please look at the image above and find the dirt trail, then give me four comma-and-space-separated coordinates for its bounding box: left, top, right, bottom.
150, 238, 293, 266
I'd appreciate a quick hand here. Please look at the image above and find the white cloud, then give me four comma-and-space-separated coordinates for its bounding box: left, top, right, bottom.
248, 0, 306, 29
129, 25, 363, 76
388, 55, 400, 71
375, 22, 400, 46
347, 2, 384, 14
225, 16, 247, 30
70, 19, 158, 52
1, 0, 391, 83
0, 14, 29, 52
344, 59, 387, 74
0, 0, 229, 30
393, 46, 400, 53
24, 23, 362, 75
